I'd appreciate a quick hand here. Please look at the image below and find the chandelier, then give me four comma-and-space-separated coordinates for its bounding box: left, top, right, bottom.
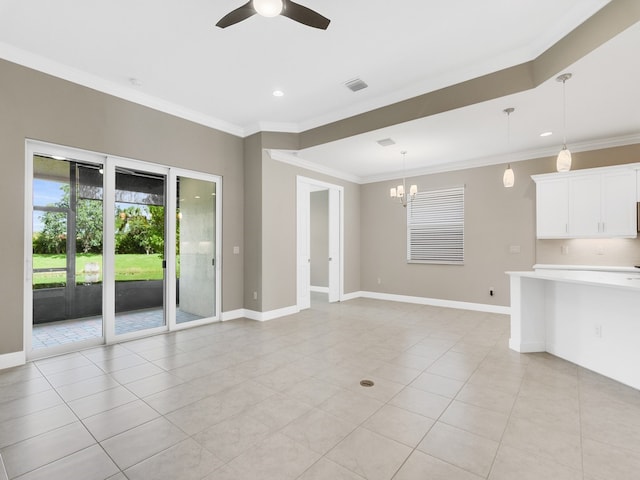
389, 151, 417, 207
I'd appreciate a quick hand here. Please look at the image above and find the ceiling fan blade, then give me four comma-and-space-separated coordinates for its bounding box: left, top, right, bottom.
281, 0, 330, 30
215, 1, 256, 28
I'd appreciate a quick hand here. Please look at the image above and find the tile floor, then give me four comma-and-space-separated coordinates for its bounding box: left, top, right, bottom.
2, 295, 640, 479
32, 308, 203, 349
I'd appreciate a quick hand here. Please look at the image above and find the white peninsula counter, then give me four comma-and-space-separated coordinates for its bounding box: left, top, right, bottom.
507, 267, 640, 390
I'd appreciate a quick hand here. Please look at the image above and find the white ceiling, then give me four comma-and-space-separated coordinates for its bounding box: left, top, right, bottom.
1, 0, 638, 182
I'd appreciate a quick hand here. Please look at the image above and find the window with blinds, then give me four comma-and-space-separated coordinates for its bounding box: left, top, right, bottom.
407, 186, 464, 264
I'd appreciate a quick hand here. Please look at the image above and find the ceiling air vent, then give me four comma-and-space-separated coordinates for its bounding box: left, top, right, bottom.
345, 78, 368, 92
377, 138, 396, 147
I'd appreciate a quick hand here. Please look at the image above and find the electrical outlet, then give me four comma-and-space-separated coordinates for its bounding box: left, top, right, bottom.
561, 245, 569, 255
377, 277, 381, 285
253, 291, 258, 300
595, 324, 602, 338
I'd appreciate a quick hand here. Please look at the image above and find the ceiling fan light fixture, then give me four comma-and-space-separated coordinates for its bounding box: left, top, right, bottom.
253, 0, 283, 17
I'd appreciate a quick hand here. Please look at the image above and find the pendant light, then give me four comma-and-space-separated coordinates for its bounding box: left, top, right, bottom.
556, 73, 572, 172
389, 151, 417, 207
502, 107, 515, 188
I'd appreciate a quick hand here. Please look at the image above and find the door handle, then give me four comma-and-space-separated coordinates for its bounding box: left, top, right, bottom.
328, 257, 332, 261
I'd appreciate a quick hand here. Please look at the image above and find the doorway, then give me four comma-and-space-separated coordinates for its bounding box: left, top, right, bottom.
25, 141, 221, 359
296, 176, 343, 310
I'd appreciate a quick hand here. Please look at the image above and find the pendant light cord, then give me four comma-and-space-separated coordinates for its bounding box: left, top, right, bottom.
562, 78, 567, 148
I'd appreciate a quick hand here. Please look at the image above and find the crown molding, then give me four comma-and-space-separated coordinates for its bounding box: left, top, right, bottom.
267, 150, 363, 184
0, 42, 246, 138
289, 133, 640, 185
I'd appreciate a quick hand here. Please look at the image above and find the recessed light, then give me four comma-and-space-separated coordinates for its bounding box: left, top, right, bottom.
540, 131, 553, 137
273, 90, 284, 97
194, 195, 201, 199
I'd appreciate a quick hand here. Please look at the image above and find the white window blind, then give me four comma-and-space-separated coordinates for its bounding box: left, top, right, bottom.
407, 186, 464, 264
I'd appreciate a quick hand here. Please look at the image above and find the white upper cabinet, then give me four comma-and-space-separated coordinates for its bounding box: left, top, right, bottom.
568, 174, 601, 237
533, 165, 638, 239
536, 178, 569, 238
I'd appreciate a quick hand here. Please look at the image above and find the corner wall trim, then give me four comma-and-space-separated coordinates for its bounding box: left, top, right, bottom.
244, 305, 300, 322
341, 291, 363, 301
359, 291, 511, 315
221, 309, 246, 321
222, 306, 301, 322
510, 339, 546, 353
0, 351, 26, 371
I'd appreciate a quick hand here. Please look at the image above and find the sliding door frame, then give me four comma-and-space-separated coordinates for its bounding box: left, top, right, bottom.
24, 140, 223, 359
167, 168, 222, 331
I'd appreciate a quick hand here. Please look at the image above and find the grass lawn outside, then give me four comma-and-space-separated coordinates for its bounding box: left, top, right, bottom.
33, 253, 165, 287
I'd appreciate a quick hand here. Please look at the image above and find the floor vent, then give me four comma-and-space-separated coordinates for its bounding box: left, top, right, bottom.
360, 379, 375, 387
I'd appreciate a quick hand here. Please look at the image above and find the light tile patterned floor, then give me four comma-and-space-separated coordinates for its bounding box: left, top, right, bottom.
32, 309, 203, 349
2, 295, 640, 479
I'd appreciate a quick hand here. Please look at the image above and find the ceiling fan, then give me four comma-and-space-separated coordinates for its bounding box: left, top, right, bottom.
216, 0, 330, 30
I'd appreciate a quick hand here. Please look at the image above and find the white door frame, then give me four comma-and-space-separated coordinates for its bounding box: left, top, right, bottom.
296, 175, 344, 309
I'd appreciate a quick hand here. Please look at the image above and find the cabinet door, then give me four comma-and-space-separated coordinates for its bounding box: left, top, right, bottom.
568, 175, 601, 237
536, 178, 569, 238
601, 171, 637, 237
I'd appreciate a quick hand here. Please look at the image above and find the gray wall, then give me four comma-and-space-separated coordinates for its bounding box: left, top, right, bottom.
361, 143, 640, 307
0, 59, 244, 356
310, 190, 329, 288
261, 152, 361, 311
243, 133, 263, 311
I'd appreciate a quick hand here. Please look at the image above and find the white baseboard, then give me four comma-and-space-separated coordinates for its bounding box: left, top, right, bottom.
358, 291, 511, 315
245, 305, 300, 322
509, 339, 546, 353
221, 305, 300, 322
341, 291, 363, 301
0, 350, 26, 370
221, 309, 246, 321
222, 291, 508, 325
310, 286, 329, 293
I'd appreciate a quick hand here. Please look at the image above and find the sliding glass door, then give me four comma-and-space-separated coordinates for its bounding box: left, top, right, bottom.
174, 175, 218, 326
26, 142, 222, 359
112, 165, 167, 339
30, 152, 105, 356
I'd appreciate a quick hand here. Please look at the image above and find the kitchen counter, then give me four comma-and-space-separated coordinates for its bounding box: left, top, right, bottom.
507, 268, 640, 390
508, 268, 640, 291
